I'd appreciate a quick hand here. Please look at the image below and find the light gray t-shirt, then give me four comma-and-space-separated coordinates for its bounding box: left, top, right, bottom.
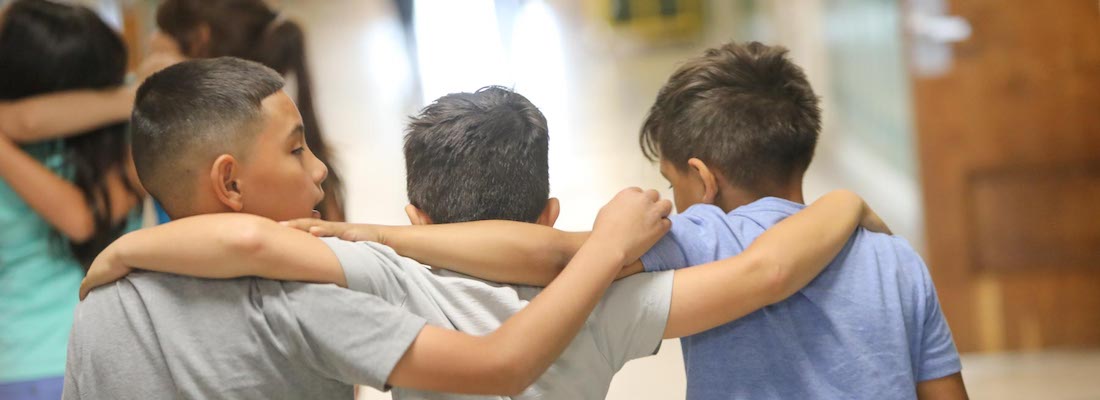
324, 239, 674, 400
62, 272, 427, 399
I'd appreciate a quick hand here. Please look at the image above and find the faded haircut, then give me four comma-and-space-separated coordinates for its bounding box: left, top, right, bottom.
131, 57, 284, 217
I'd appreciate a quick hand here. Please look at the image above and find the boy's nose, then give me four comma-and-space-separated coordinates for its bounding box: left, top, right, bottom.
314, 161, 325, 184
313, 159, 329, 184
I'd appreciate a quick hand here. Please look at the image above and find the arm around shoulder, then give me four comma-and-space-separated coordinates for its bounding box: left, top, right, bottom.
81, 213, 348, 299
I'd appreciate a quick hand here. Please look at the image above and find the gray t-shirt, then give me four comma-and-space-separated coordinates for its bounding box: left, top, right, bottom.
62, 272, 427, 399
324, 239, 674, 400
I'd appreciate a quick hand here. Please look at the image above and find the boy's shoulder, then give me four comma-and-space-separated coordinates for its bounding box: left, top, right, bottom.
674, 197, 801, 234
851, 229, 929, 274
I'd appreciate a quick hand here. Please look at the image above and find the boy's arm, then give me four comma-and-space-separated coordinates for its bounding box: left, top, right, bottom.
0, 136, 138, 243
661, 189, 873, 338
283, 220, 601, 285
0, 51, 185, 143
283, 219, 588, 285
0, 86, 136, 143
916, 373, 968, 400
86, 188, 673, 395
285, 192, 889, 286
80, 213, 348, 299
384, 188, 670, 394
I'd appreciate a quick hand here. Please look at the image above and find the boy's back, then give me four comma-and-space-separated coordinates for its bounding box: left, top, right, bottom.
63, 271, 425, 399
324, 239, 674, 400
641, 198, 961, 399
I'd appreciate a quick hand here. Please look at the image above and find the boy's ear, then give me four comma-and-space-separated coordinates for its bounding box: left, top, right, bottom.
210, 154, 244, 212
536, 198, 560, 227
404, 204, 434, 226
688, 158, 719, 205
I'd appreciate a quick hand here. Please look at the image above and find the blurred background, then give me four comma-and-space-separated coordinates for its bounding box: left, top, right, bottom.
11, 0, 1100, 399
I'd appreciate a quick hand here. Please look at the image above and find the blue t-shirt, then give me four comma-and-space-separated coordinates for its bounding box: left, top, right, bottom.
641, 198, 961, 400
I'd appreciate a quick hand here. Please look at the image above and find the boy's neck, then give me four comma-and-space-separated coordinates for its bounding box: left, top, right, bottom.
716, 179, 804, 213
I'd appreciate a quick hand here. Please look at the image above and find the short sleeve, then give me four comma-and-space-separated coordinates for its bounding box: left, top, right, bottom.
319, 237, 412, 305
274, 283, 427, 390
590, 271, 674, 369
916, 269, 962, 381
640, 204, 732, 272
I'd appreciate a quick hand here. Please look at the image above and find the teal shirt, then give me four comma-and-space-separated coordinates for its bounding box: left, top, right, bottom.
0, 141, 140, 382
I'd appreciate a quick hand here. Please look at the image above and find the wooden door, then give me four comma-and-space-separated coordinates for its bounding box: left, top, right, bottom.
910, 0, 1100, 352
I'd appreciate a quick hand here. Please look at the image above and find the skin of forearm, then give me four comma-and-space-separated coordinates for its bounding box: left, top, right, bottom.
376, 221, 574, 285
480, 237, 624, 388
385, 235, 627, 395
0, 86, 135, 142
0, 137, 95, 241
751, 190, 864, 301
114, 214, 346, 286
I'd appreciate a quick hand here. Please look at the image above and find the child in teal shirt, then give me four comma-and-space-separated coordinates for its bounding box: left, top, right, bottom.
0, 1, 145, 398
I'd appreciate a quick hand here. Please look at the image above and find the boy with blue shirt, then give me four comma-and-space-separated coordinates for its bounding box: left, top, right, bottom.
635, 41, 966, 399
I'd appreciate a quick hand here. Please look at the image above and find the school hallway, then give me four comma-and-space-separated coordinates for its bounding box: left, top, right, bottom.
268, 0, 1100, 399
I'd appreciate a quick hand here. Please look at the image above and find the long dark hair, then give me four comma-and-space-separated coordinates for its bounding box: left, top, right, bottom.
0, 0, 140, 267
157, 0, 346, 221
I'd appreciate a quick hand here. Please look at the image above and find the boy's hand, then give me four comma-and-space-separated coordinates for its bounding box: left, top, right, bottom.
591, 188, 673, 265
79, 243, 132, 300
281, 219, 381, 243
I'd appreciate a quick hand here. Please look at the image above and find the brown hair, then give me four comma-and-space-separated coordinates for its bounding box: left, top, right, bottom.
156, 0, 345, 220
640, 41, 821, 194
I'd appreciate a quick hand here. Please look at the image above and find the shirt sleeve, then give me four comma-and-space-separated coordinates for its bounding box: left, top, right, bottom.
640, 205, 732, 272
270, 282, 427, 391
916, 266, 963, 381
590, 271, 675, 370
319, 237, 411, 305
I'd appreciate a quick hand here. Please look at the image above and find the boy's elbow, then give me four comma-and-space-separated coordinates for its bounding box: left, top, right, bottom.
758, 254, 795, 304
496, 360, 536, 396
482, 346, 537, 395
222, 216, 272, 256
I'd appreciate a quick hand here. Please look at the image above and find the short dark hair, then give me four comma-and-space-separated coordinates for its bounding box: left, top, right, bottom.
404, 86, 549, 224
157, 0, 347, 221
640, 41, 821, 193
131, 57, 284, 216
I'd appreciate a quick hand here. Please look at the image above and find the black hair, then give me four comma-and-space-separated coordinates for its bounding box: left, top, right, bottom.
404, 86, 550, 224
156, 0, 345, 220
0, 0, 138, 268
640, 41, 821, 194
131, 57, 284, 217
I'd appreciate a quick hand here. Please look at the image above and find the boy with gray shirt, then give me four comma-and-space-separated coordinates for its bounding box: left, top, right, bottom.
82, 82, 886, 399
